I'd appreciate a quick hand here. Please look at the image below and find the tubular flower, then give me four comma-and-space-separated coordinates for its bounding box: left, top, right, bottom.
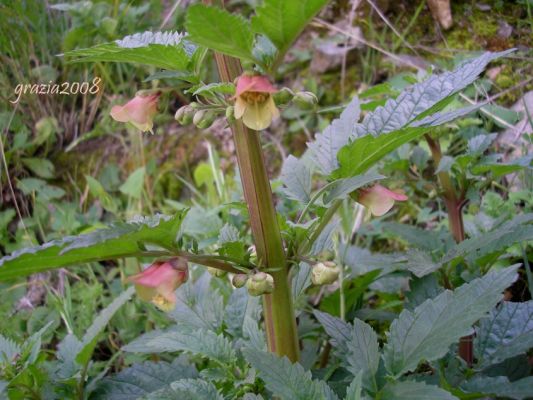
110, 93, 159, 133
127, 258, 188, 311
358, 184, 408, 216
234, 74, 279, 131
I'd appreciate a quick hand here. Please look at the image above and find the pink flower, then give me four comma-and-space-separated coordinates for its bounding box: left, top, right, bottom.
127, 258, 188, 311
358, 184, 408, 216
110, 93, 159, 133
234, 74, 279, 131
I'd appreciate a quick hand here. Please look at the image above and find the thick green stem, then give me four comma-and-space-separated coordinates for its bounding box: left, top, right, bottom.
211, 52, 299, 361
426, 134, 471, 364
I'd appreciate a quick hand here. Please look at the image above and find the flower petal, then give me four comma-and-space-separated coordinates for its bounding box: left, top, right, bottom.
234, 97, 247, 119
236, 74, 277, 96
110, 94, 159, 132
358, 184, 407, 216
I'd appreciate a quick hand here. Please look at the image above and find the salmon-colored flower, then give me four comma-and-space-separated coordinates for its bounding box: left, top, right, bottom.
110, 93, 159, 133
234, 74, 279, 131
358, 184, 408, 216
127, 258, 188, 311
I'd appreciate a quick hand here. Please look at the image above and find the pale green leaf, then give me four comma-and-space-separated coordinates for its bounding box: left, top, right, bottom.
119, 167, 146, 199
379, 381, 457, 400
21, 158, 55, 178
461, 375, 533, 400
383, 266, 519, 377
280, 155, 312, 203
251, 0, 329, 53
186, 5, 255, 61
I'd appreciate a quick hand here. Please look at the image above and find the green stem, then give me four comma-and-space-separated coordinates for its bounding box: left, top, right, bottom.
211, 49, 299, 361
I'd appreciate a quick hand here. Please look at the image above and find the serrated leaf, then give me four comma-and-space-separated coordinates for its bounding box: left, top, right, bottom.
323, 172, 385, 204
243, 347, 339, 400
64, 31, 194, 70
0, 334, 21, 362
280, 155, 312, 203
405, 274, 443, 311
0, 213, 185, 281
123, 328, 236, 365
169, 272, 225, 332
332, 50, 514, 178
251, 0, 329, 54
442, 214, 533, 265
379, 381, 457, 400
191, 82, 235, 98
224, 287, 261, 338
345, 319, 380, 390
93, 358, 197, 400
475, 300, 533, 367
169, 379, 224, 400
21, 158, 55, 178
381, 222, 449, 253
345, 371, 364, 400
313, 310, 352, 355
461, 375, 533, 400
219, 223, 240, 244
435, 156, 455, 174
310, 216, 340, 256
186, 5, 255, 61
400, 249, 440, 278
383, 266, 519, 377
307, 97, 361, 175
292, 262, 312, 305
411, 103, 483, 128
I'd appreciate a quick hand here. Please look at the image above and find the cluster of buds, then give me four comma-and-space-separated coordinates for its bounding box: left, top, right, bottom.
230, 271, 275, 296
127, 258, 188, 311
311, 261, 340, 286
175, 102, 217, 129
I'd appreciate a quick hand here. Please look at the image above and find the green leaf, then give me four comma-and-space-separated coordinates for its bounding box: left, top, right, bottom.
313, 310, 352, 354
310, 217, 340, 256
251, 0, 329, 53
85, 175, 118, 213
169, 379, 224, 400
308, 97, 361, 175
186, 5, 255, 61
345, 371, 364, 400
334, 126, 428, 178
191, 82, 235, 98
119, 167, 146, 199
21, 158, 55, 178
380, 223, 449, 253
383, 266, 519, 377
75, 287, 134, 366
123, 328, 236, 365
64, 31, 194, 70
0, 213, 185, 281
475, 300, 533, 367
379, 381, 457, 400
323, 172, 385, 204
0, 334, 21, 362
345, 319, 380, 390
243, 347, 339, 400
224, 287, 261, 338
280, 155, 312, 203
93, 359, 197, 400
461, 376, 533, 400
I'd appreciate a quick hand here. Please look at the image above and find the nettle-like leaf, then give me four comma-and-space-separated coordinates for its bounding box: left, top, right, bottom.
461, 375, 533, 400
243, 348, 339, 400
0, 212, 186, 281
186, 5, 255, 62
307, 96, 361, 175
0, 334, 21, 363
327, 49, 514, 178
314, 311, 379, 390
93, 358, 197, 400
475, 300, 533, 367
441, 214, 533, 265
64, 31, 196, 70
224, 287, 261, 339
280, 155, 312, 203
123, 328, 236, 365
251, 0, 329, 54
379, 381, 458, 400
169, 379, 224, 400
383, 266, 518, 377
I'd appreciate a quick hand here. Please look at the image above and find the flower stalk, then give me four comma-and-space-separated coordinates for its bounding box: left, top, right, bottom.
210, 48, 300, 361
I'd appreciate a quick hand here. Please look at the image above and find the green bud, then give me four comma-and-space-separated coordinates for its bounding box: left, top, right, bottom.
293, 91, 318, 109
232, 273, 248, 288
189, 102, 200, 109
225, 106, 235, 123
246, 272, 274, 296
207, 267, 227, 278
175, 105, 194, 125
273, 87, 294, 105
311, 261, 340, 285
193, 110, 217, 129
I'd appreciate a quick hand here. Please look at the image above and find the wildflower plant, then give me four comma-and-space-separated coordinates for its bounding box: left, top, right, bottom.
1, 1, 532, 399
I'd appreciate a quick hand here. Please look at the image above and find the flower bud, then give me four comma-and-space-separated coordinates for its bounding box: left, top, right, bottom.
311, 261, 340, 286
246, 271, 274, 296
273, 87, 294, 105
293, 91, 318, 109
175, 105, 194, 125
232, 273, 248, 288
225, 106, 235, 123
193, 110, 217, 129
207, 267, 227, 278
